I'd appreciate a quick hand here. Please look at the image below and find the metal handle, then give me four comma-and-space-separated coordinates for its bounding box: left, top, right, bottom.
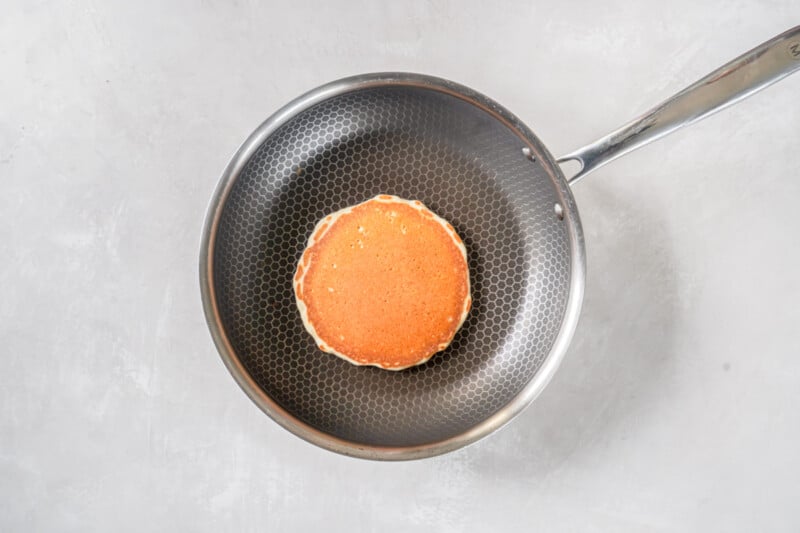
559, 26, 800, 185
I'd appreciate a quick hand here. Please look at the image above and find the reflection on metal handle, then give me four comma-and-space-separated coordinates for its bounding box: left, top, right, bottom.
559, 26, 800, 185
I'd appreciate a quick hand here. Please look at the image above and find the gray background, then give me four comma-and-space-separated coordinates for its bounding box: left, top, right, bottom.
2, 1, 799, 531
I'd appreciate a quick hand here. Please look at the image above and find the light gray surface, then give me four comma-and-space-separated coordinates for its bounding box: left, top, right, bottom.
2, 1, 799, 531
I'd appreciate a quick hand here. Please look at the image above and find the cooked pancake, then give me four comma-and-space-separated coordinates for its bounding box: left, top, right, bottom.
293, 195, 471, 370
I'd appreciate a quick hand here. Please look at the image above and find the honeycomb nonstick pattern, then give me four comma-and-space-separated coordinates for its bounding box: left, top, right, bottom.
213, 86, 571, 447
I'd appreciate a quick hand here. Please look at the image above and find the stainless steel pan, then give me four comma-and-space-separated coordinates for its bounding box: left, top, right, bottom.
200, 27, 800, 460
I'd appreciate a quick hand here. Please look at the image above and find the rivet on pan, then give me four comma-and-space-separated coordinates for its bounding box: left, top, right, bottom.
521, 147, 536, 162
554, 203, 564, 220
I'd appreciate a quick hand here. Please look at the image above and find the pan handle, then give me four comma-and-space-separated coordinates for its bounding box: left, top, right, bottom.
558, 26, 800, 185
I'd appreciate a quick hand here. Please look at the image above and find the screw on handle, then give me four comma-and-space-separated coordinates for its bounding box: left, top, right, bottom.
559, 26, 800, 185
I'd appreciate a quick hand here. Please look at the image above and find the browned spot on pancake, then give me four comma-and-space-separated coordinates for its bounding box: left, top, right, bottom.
295, 197, 470, 369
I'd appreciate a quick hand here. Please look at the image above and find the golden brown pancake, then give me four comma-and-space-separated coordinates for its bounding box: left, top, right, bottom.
294, 195, 471, 370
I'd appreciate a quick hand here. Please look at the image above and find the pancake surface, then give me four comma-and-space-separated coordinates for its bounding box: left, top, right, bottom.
294, 195, 471, 370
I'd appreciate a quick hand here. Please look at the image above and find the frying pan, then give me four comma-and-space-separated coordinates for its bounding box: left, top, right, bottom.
200, 27, 800, 459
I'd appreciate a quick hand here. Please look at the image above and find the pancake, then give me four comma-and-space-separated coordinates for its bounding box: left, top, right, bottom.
293, 195, 471, 370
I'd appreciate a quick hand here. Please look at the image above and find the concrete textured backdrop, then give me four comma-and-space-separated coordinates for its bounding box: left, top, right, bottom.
2, 1, 799, 531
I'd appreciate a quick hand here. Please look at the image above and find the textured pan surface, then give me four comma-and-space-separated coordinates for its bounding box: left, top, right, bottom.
205, 76, 582, 456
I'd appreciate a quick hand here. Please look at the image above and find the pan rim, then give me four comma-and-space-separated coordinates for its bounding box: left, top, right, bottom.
199, 72, 586, 460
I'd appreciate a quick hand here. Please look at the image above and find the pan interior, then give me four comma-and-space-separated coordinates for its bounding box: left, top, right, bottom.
212, 85, 572, 447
